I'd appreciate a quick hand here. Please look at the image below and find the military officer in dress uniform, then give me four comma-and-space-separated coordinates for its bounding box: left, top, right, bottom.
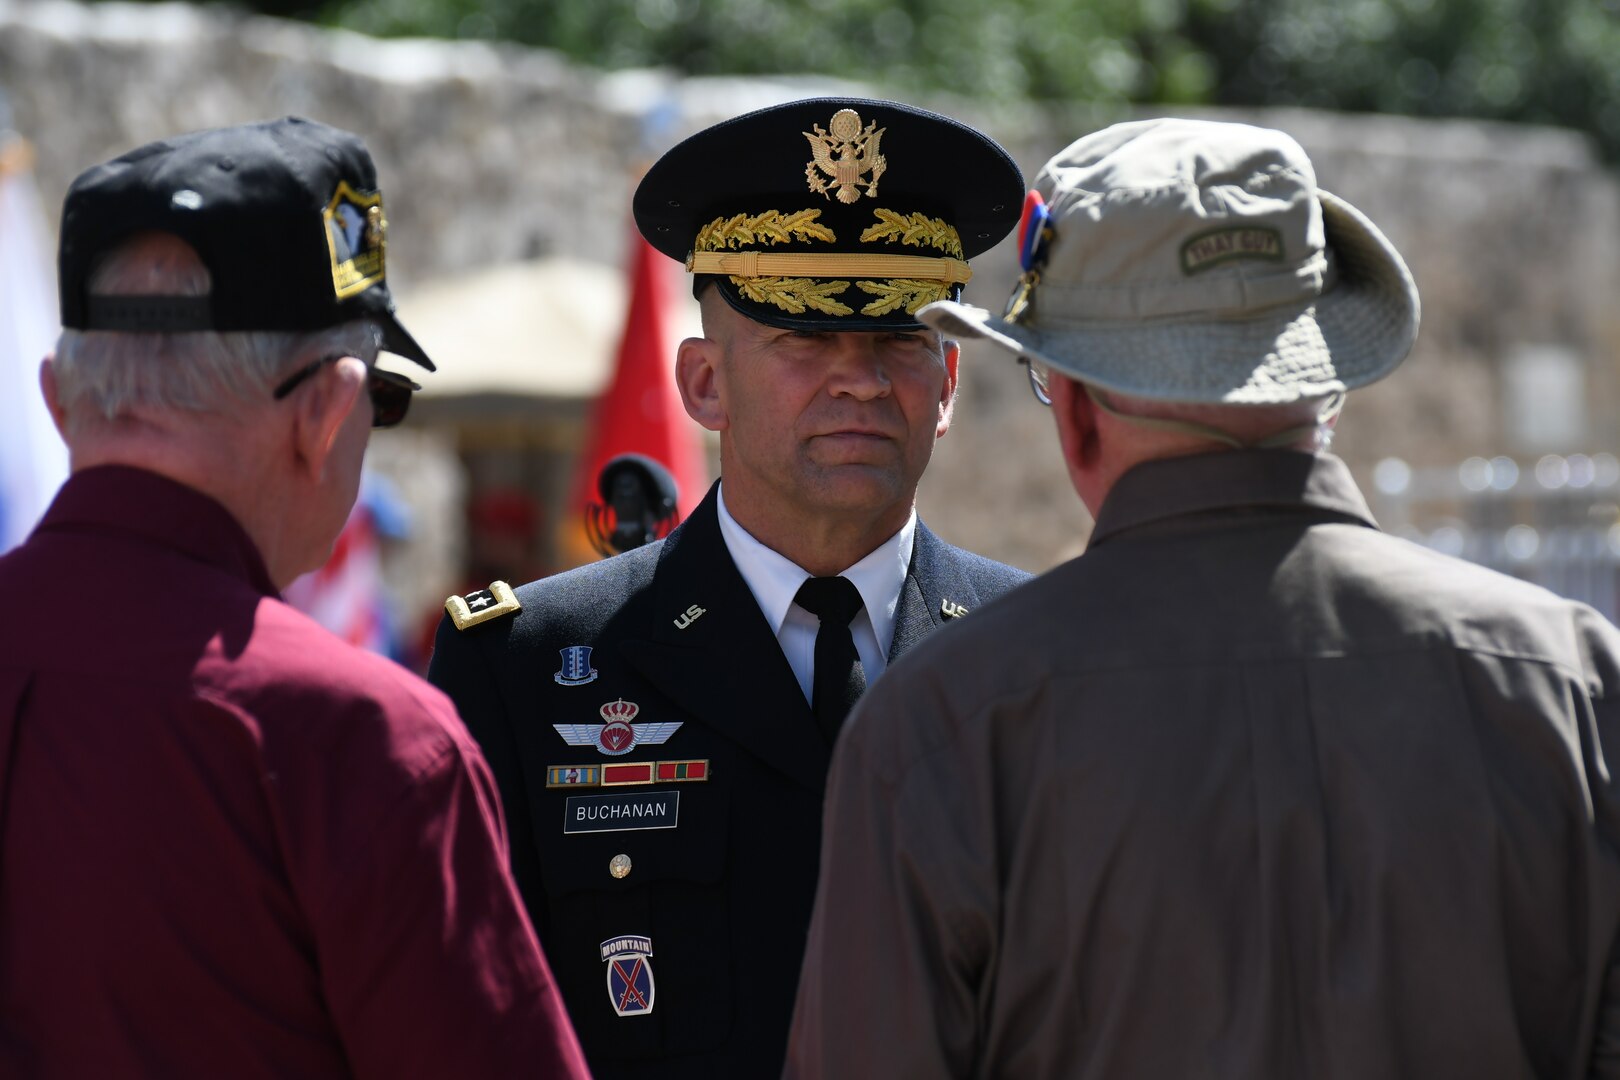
428, 97, 1029, 1077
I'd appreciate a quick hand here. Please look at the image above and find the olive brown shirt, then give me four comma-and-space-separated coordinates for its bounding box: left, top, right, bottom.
788, 450, 1620, 1079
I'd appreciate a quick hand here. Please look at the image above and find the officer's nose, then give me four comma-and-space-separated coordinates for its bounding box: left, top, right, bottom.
823, 334, 892, 401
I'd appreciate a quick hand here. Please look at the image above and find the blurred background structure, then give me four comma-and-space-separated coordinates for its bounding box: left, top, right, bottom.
3, 0, 1620, 665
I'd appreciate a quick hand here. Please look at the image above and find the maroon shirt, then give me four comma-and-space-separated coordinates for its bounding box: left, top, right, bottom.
0, 466, 589, 1078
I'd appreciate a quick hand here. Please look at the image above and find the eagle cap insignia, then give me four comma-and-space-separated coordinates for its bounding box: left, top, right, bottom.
804, 109, 887, 204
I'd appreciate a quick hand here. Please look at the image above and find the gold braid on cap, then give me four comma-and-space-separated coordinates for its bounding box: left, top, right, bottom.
694, 209, 836, 251
689, 207, 970, 317
859, 209, 964, 259
733, 277, 854, 316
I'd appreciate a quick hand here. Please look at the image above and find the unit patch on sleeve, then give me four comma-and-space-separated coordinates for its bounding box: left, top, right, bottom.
601, 935, 656, 1017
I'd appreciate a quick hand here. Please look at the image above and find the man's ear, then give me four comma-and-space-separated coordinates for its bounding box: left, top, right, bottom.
676, 336, 728, 433
288, 357, 367, 480
1048, 373, 1103, 510
934, 339, 960, 439
39, 356, 69, 438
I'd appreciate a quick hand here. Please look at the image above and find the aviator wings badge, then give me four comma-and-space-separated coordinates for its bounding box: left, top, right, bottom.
554, 699, 682, 757
804, 108, 886, 204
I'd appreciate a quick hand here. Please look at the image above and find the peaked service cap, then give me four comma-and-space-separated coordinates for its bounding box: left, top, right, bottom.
634, 97, 1023, 332
919, 117, 1419, 404
58, 116, 434, 371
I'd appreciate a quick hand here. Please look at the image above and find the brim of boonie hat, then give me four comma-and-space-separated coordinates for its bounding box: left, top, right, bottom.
918, 190, 1419, 405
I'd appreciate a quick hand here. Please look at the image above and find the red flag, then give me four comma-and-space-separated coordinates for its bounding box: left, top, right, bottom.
561, 229, 707, 564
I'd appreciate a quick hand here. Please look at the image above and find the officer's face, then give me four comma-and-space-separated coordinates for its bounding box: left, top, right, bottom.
680, 291, 957, 533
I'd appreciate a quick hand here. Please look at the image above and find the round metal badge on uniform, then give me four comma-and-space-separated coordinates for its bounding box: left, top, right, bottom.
609, 853, 633, 879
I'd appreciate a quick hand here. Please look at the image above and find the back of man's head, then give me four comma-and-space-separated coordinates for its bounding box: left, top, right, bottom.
51, 116, 433, 425
918, 117, 1420, 503
922, 118, 1419, 407
43, 117, 435, 584
51, 231, 379, 434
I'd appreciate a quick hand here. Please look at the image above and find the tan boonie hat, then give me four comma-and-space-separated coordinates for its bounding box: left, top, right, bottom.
917, 117, 1420, 404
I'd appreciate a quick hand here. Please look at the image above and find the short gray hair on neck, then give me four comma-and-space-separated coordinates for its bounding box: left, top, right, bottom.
1092, 385, 1341, 453
52, 232, 381, 426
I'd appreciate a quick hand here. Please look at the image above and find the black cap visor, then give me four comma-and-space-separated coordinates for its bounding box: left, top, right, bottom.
378, 310, 435, 372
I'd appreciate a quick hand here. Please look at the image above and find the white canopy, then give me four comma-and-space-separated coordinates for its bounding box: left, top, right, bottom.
394, 257, 702, 399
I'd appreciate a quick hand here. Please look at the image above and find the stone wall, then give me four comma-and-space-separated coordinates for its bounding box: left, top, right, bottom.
5, 0, 1618, 576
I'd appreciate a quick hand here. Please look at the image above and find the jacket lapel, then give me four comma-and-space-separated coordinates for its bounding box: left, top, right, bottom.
888, 520, 969, 662
617, 486, 831, 792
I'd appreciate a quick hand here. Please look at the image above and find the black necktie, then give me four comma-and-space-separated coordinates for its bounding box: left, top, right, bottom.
794, 576, 867, 744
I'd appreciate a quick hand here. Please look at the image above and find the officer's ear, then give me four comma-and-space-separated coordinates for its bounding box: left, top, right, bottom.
287, 356, 368, 481
935, 338, 959, 440
676, 334, 728, 432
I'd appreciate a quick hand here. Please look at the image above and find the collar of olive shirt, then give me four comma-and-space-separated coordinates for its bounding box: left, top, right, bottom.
1089, 450, 1378, 546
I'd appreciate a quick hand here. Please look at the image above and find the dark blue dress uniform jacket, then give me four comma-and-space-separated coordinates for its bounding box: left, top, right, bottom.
428, 482, 1029, 1078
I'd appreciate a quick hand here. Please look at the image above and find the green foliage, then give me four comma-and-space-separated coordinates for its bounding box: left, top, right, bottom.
1187, 0, 1620, 154
306, 0, 1620, 158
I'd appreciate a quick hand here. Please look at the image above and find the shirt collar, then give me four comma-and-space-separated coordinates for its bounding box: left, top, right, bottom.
1090, 449, 1378, 546
34, 464, 279, 596
715, 481, 915, 645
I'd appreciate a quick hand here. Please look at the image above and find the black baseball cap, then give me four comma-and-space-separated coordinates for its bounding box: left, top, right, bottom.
58, 116, 434, 371
634, 97, 1023, 333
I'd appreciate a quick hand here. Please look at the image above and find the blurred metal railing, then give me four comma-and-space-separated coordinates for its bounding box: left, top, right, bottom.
1369, 453, 1620, 625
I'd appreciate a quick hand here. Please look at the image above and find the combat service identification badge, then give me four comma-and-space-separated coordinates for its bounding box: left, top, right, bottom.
601, 935, 655, 1017
554, 699, 681, 757
554, 645, 599, 686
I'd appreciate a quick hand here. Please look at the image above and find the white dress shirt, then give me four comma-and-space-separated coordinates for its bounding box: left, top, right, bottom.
715, 482, 915, 707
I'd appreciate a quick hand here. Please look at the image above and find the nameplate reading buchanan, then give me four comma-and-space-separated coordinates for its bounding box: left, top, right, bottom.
564, 791, 681, 834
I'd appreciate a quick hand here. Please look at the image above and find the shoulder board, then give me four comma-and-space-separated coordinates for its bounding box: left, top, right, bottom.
445, 580, 522, 631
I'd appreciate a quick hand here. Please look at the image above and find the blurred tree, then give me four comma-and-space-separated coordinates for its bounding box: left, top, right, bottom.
290, 0, 1620, 157
1187, 0, 1620, 155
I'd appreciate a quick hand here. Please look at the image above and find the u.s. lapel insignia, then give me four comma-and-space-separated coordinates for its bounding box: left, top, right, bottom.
555, 645, 599, 685
941, 598, 969, 619
445, 581, 521, 631
672, 604, 706, 630
601, 935, 655, 1017
804, 108, 887, 204
554, 699, 683, 757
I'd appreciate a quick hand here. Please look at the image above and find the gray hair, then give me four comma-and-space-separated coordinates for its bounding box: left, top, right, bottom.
52, 232, 380, 426
1093, 386, 1341, 453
